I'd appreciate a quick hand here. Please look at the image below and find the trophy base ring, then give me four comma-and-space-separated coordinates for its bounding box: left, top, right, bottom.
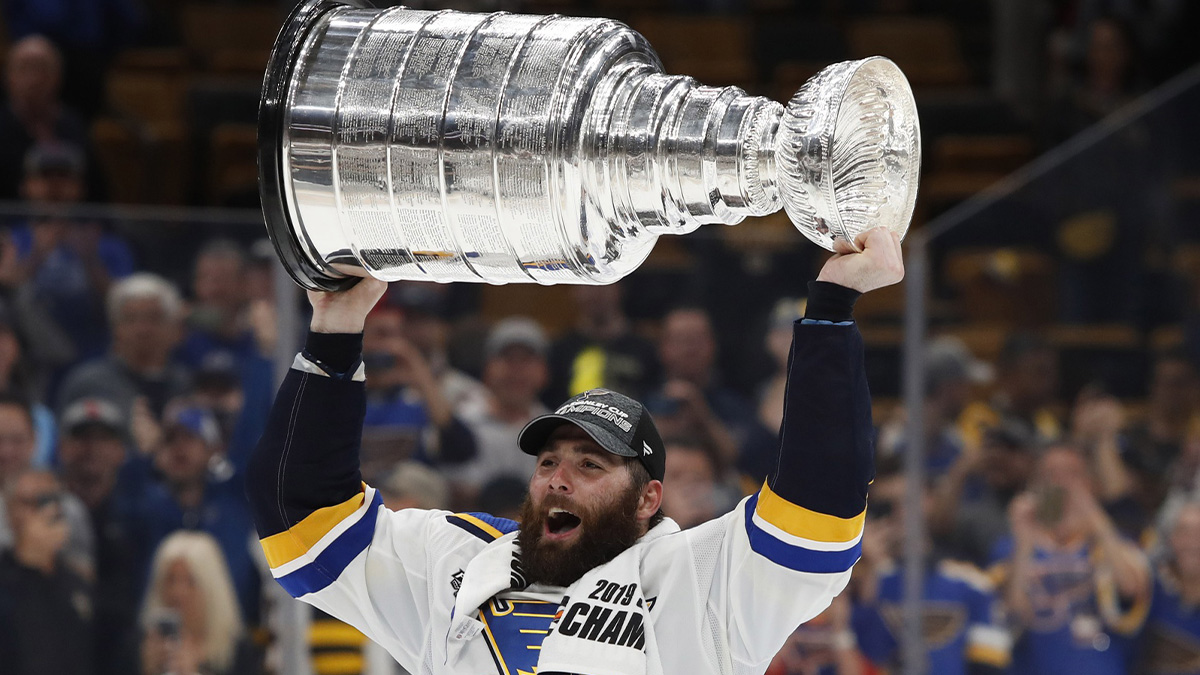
258, 0, 373, 292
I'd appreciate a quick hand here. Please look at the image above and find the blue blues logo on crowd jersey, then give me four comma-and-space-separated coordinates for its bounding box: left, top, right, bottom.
478, 598, 557, 675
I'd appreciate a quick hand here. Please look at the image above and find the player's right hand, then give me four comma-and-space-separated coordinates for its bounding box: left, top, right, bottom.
308, 277, 389, 334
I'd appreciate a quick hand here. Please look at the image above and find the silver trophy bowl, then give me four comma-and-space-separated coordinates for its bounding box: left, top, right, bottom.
259, 0, 921, 290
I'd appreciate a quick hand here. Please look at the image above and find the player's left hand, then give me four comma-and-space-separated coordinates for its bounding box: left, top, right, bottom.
816, 227, 904, 293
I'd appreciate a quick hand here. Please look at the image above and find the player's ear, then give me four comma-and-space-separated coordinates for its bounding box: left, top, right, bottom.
636, 480, 663, 523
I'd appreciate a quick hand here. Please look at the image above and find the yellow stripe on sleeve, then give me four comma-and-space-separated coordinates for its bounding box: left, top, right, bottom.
261, 491, 366, 569
453, 512, 503, 540
756, 482, 865, 544
967, 643, 1011, 668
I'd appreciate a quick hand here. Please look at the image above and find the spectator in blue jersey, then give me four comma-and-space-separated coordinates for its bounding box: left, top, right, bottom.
134, 405, 261, 626
851, 459, 1012, 675
648, 306, 776, 483
546, 282, 659, 406
360, 303, 475, 485
996, 444, 1151, 675
7, 142, 133, 364
1138, 501, 1200, 675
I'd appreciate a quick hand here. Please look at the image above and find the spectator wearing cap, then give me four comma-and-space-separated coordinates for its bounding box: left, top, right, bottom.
134, 404, 262, 626
57, 396, 142, 675
877, 335, 993, 476
4, 141, 134, 365
959, 332, 1064, 451
57, 273, 191, 422
454, 317, 551, 503
546, 282, 660, 407
0, 391, 94, 576
389, 282, 489, 413
360, 304, 475, 482
0, 35, 101, 201
646, 306, 776, 485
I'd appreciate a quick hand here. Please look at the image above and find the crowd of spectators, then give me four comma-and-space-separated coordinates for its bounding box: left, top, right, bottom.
1, 1, 1200, 675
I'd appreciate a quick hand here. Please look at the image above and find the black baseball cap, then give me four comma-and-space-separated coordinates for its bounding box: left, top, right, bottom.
518, 388, 665, 482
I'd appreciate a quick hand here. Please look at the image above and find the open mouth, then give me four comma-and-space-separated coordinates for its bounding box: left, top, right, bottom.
545, 507, 581, 539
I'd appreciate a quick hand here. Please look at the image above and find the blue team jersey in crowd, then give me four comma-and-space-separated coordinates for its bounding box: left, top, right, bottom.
853, 560, 1011, 675
1138, 570, 1200, 675
990, 536, 1147, 675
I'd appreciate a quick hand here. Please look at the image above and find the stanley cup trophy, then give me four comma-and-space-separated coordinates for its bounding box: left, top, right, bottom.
259, 0, 921, 291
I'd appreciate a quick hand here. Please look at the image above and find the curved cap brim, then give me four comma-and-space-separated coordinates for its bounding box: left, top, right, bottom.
518, 415, 638, 459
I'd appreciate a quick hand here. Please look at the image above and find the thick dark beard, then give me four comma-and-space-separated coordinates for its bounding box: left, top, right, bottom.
516, 483, 643, 588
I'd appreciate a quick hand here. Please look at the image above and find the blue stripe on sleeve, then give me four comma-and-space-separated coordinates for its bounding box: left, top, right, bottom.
743, 494, 862, 574
276, 490, 384, 597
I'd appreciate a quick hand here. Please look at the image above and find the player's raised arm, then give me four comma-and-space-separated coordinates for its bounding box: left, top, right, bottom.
748, 226, 903, 574
245, 278, 389, 596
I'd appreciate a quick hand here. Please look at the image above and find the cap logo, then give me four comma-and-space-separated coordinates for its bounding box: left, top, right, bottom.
643, 441, 653, 456
555, 399, 633, 433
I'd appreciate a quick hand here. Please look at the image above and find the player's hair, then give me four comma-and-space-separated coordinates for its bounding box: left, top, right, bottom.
107, 273, 184, 325
626, 458, 665, 528
141, 531, 244, 672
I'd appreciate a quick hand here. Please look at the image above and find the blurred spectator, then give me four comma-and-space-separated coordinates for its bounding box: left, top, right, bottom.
648, 306, 776, 483
390, 282, 488, 412
475, 475, 526, 521
878, 336, 993, 475
765, 596, 863, 675
137, 406, 261, 625
852, 462, 1013, 675
57, 273, 190, 420
176, 239, 275, 456
1047, 15, 1144, 143
960, 332, 1063, 450
996, 445, 1150, 675
3, 0, 143, 117
178, 239, 263, 365
0, 36, 99, 200
360, 304, 475, 483
932, 422, 1038, 568
7, 142, 134, 364
0, 468, 95, 675
0, 391, 93, 573
0, 308, 58, 464
454, 317, 549, 502
56, 397, 141, 675
1069, 388, 1145, 536
1121, 349, 1200, 516
757, 298, 804, 434
1137, 500, 1200, 675
378, 461, 450, 512
546, 282, 659, 405
139, 531, 262, 675
243, 240, 281, 357
659, 436, 734, 530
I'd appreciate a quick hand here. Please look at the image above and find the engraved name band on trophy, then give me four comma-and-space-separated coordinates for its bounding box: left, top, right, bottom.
258, 0, 922, 290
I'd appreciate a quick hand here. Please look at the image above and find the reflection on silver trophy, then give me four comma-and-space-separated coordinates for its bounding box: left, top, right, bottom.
258, 0, 921, 290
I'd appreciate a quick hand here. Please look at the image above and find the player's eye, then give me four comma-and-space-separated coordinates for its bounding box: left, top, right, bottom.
540, 458, 557, 468
583, 460, 602, 470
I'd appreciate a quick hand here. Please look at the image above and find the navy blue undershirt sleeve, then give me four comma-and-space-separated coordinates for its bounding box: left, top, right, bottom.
246, 331, 367, 539
767, 281, 873, 519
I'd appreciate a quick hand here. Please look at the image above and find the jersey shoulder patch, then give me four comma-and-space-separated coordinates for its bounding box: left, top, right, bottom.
446, 512, 519, 542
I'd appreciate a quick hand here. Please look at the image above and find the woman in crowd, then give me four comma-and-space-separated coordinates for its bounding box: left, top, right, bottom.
139, 531, 261, 675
